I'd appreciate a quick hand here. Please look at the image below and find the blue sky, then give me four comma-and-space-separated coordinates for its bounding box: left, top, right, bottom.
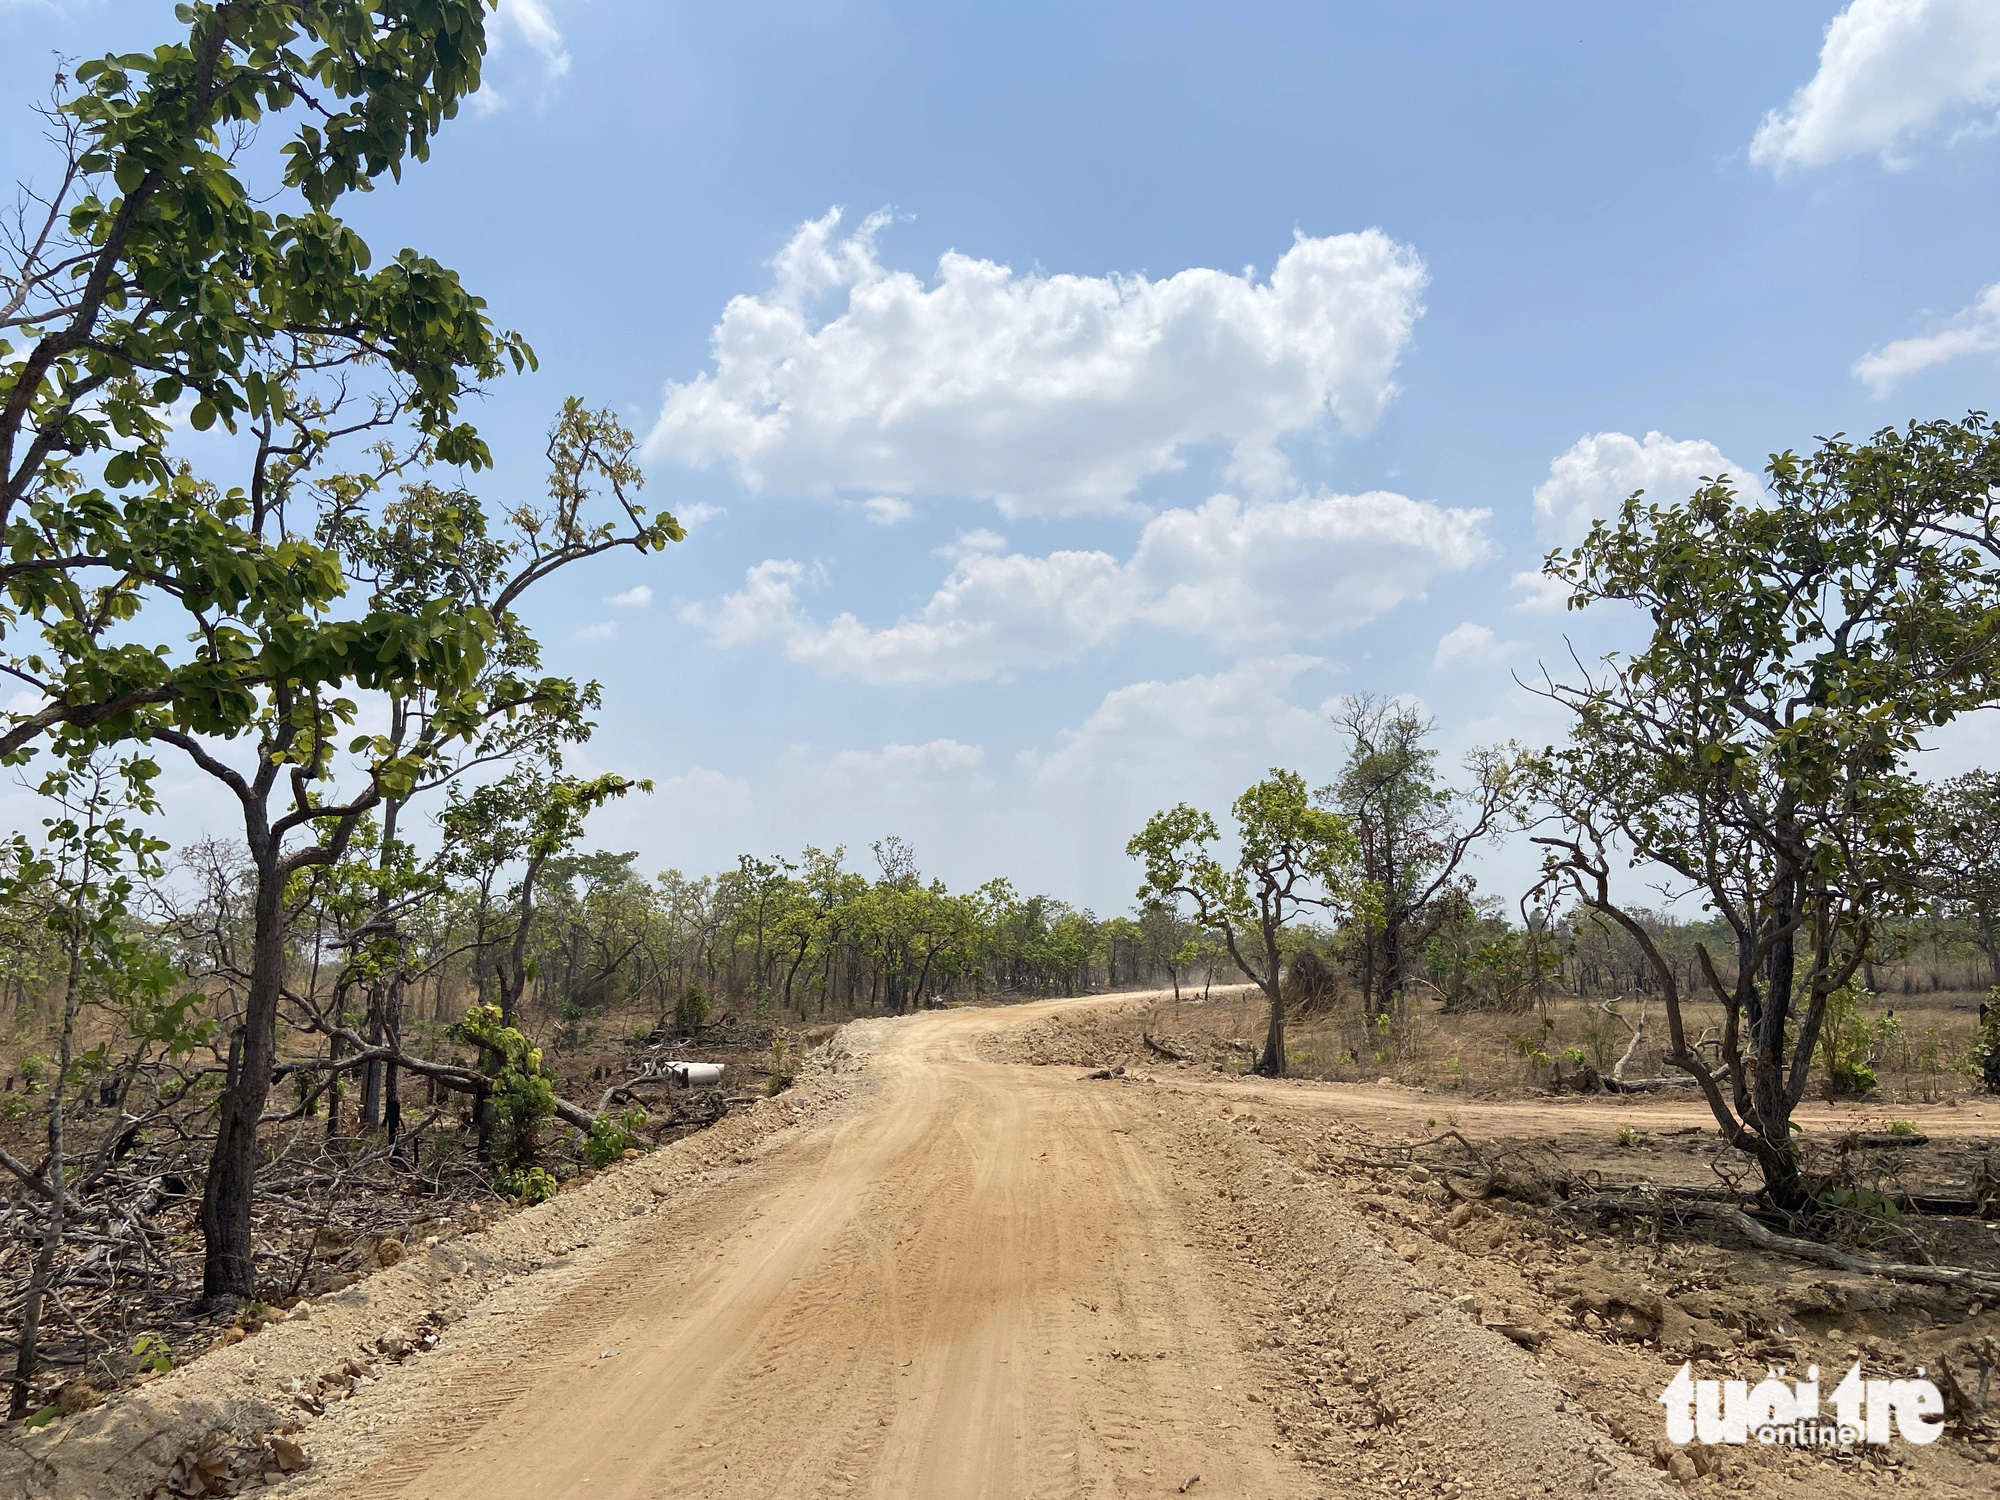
7, 1, 2000, 912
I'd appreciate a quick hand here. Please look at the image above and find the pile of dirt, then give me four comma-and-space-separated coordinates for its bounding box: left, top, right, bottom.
981, 986, 1260, 1071
1127, 1089, 1664, 1498
1134, 1082, 2000, 1494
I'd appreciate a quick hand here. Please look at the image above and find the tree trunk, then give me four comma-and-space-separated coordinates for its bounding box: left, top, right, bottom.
325, 985, 351, 1139
9, 927, 82, 1417
200, 856, 286, 1305
360, 989, 384, 1129
500, 852, 547, 1024
1358, 929, 1379, 1020
1255, 920, 1286, 1077
1379, 909, 1405, 1020
1257, 980, 1285, 1076
1751, 860, 1804, 1209
383, 974, 404, 1147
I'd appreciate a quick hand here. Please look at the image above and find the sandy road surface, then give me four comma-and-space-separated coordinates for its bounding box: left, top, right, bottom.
342, 998, 1313, 1500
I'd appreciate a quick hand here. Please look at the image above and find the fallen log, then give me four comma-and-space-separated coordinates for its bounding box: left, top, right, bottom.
1569, 1184, 1991, 1221
1571, 1191, 2000, 1295
1142, 1033, 1191, 1062
274, 1013, 606, 1134
1688, 1201, 2000, 1295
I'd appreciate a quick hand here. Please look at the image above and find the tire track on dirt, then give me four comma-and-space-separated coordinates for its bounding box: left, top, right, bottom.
316, 1000, 1311, 1500
275, 995, 1694, 1500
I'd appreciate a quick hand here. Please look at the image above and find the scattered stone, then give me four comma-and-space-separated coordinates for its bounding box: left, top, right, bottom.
1665, 1450, 1696, 1484
1450, 1293, 1479, 1316
376, 1237, 406, 1268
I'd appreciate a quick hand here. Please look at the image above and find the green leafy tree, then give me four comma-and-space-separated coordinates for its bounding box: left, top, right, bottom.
0, 2, 531, 760
0, 755, 204, 1417
1326, 697, 1515, 1017
1917, 770, 2000, 988
125, 398, 671, 1306
444, 768, 650, 1027
453, 1002, 554, 1170
1528, 415, 2000, 1210
1129, 769, 1368, 1076
769, 846, 856, 1017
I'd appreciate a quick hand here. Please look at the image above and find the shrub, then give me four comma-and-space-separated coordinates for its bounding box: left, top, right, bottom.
1815, 1183, 1899, 1230
454, 1004, 556, 1171
1613, 1125, 1640, 1148
582, 1107, 649, 1168
1979, 991, 2000, 1094
1815, 985, 1889, 1099
498, 1166, 559, 1204
1503, 1029, 1551, 1068
674, 984, 709, 1035
130, 1332, 172, 1374
1886, 1118, 1917, 1137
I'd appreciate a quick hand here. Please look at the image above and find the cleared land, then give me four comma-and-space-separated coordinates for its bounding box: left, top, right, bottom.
10, 992, 1998, 1499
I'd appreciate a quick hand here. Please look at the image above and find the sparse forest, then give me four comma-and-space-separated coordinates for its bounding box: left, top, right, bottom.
0, 1, 1224, 1424
2, 3, 2000, 1492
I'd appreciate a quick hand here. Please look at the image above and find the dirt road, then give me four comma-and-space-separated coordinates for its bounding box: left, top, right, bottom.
16, 994, 1996, 1498
342, 998, 1315, 1500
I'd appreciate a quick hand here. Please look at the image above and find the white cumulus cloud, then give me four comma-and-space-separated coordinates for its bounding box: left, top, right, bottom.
1532, 431, 1765, 544
498, 0, 569, 69
688, 559, 822, 649
681, 489, 1490, 685
1432, 622, 1516, 671
1023, 656, 1337, 794
647, 209, 1427, 517
474, 0, 572, 113
783, 737, 985, 784
1750, 0, 2000, 172
858, 496, 914, 526
605, 585, 653, 609
1510, 571, 1572, 616
1853, 280, 2000, 391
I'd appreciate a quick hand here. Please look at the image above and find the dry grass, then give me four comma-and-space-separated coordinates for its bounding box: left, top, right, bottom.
1130, 987, 1989, 1103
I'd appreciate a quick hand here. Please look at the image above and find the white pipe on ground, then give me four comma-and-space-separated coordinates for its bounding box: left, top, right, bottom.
667, 1062, 724, 1088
